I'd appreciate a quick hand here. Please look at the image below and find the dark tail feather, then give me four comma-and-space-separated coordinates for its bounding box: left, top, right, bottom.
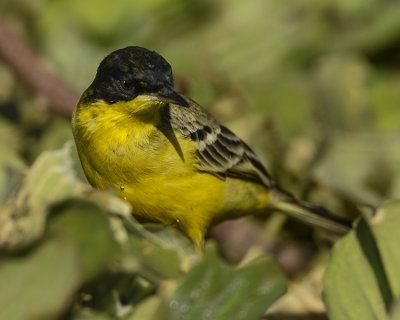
271, 189, 352, 235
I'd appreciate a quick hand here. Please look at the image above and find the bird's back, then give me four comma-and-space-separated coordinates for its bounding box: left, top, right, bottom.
72, 46, 351, 253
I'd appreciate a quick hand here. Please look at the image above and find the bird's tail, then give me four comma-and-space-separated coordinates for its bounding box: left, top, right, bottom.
270, 189, 352, 235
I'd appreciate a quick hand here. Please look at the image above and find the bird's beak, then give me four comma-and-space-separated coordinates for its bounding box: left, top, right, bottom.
149, 86, 190, 108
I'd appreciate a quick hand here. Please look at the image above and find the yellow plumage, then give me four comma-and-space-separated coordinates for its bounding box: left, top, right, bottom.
73, 95, 269, 249
72, 46, 350, 253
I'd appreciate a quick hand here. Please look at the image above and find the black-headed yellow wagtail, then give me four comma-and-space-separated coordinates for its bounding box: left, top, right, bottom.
72, 46, 351, 253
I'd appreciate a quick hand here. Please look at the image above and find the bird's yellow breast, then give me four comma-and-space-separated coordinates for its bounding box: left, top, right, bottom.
72, 97, 229, 243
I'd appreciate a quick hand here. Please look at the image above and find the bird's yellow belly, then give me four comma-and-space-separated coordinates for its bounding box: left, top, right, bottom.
74, 105, 270, 247
120, 169, 225, 226
79, 124, 226, 237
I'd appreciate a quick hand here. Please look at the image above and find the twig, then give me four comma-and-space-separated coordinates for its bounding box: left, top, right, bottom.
0, 21, 80, 117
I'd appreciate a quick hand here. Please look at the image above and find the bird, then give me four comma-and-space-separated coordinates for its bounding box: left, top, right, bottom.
72, 46, 351, 253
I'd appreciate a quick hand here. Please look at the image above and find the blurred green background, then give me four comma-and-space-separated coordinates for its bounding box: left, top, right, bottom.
2, 0, 400, 238
2, 0, 400, 190
1, 0, 400, 319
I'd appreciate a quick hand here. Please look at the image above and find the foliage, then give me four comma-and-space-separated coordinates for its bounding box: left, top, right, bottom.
1, 0, 400, 319
0, 145, 287, 319
324, 201, 400, 320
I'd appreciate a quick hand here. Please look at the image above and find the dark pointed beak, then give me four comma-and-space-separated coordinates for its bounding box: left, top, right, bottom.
150, 86, 190, 108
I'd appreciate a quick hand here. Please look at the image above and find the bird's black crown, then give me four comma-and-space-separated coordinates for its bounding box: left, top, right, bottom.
85, 46, 175, 104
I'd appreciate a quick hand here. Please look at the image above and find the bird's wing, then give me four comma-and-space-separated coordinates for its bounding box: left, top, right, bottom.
166, 98, 275, 189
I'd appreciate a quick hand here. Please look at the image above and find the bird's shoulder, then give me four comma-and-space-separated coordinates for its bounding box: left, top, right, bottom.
163, 97, 275, 189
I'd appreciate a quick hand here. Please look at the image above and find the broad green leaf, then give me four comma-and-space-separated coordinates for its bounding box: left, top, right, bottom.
71, 314, 113, 320
125, 231, 182, 281
324, 221, 389, 320
0, 142, 87, 250
0, 198, 128, 320
324, 200, 400, 320
95, 203, 184, 281
391, 299, 400, 320
128, 296, 164, 320
370, 201, 400, 297
48, 199, 122, 279
0, 237, 81, 320
167, 245, 287, 320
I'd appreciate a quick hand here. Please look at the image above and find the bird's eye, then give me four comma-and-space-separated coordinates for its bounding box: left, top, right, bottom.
119, 80, 134, 91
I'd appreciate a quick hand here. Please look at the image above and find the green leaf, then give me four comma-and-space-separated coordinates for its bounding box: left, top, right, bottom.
370, 201, 400, 298
125, 231, 182, 281
71, 314, 113, 320
0, 197, 128, 320
48, 199, 122, 279
324, 223, 388, 320
390, 298, 400, 320
167, 245, 287, 320
0, 142, 87, 250
99, 210, 184, 282
128, 296, 164, 320
0, 237, 81, 320
324, 200, 400, 320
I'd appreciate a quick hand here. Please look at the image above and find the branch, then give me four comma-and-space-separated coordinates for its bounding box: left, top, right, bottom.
0, 21, 80, 117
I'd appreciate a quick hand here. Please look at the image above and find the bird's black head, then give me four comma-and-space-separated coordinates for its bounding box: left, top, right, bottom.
84, 46, 188, 107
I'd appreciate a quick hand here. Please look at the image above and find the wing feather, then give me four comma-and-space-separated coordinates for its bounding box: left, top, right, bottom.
166, 98, 275, 188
